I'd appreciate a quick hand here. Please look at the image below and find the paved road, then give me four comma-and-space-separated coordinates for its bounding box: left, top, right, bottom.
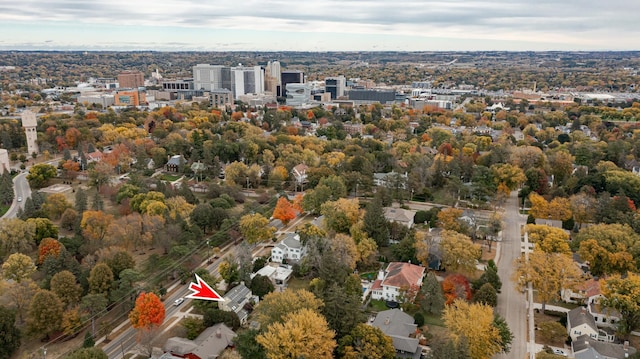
103, 247, 237, 359
1, 172, 31, 219
495, 191, 528, 359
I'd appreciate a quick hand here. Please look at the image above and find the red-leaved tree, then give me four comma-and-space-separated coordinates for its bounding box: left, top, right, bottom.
129, 292, 165, 330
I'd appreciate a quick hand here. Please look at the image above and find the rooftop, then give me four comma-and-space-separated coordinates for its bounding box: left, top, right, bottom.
383, 262, 425, 289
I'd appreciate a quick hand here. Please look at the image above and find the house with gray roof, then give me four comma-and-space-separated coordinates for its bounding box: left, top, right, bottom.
572, 335, 635, 359
220, 283, 257, 325
370, 309, 421, 359
163, 323, 236, 359
567, 307, 615, 343
271, 233, 306, 264
165, 155, 185, 173
383, 207, 417, 230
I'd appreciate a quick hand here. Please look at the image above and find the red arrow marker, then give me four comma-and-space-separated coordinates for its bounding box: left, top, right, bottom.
185, 274, 224, 301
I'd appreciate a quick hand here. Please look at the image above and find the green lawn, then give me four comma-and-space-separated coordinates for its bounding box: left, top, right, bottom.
368, 299, 388, 312
0, 204, 9, 217
160, 174, 182, 182
423, 312, 445, 327
359, 271, 377, 281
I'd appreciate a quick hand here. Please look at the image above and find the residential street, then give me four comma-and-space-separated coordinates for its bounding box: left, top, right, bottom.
495, 191, 528, 359
1, 172, 30, 219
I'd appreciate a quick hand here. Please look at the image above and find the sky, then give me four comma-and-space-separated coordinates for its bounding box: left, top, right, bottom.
0, 0, 639, 51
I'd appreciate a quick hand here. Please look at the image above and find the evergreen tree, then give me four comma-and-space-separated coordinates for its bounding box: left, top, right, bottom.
363, 198, 390, 246
0, 170, 14, 205
75, 188, 88, 213
63, 148, 71, 161
472, 260, 502, 293
420, 272, 445, 315
0, 306, 21, 359
91, 191, 104, 211
83, 331, 95, 348
87, 143, 96, 153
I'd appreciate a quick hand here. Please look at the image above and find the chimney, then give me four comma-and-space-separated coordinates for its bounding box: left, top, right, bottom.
624, 340, 630, 351
384, 317, 390, 325
216, 328, 222, 338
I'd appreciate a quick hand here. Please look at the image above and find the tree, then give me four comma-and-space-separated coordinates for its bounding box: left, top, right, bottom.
81, 210, 114, 244
81, 293, 108, 336
103, 250, 136, 280
64, 347, 108, 359
272, 196, 297, 224
547, 197, 573, 221
28, 217, 60, 244
83, 331, 95, 348
250, 274, 275, 299
472, 260, 502, 293
419, 271, 445, 315
525, 224, 571, 255
0, 218, 36, 259
190, 203, 216, 233
437, 207, 464, 232
62, 159, 80, 180
330, 233, 359, 271
491, 163, 526, 191
473, 282, 498, 307
257, 308, 336, 359
321, 198, 361, 234
50, 270, 82, 308
235, 329, 267, 359
43, 193, 73, 219
320, 282, 365, 338
203, 308, 241, 330
239, 213, 275, 244
27, 163, 57, 188
493, 314, 514, 354
570, 193, 597, 228
440, 230, 481, 276
166, 196, 195, 221
442, 274, 472, 305
88, 263, 114, 295
2, 252, 36, 282
426, 335, 469, 359
75, 187, 88, 213
443, 299, 503, 359
27, 290, 63, 338
88, 161, 114, 191
61, 306, 83, 336
218, 258, 239, 285
338, 323, 395, 359
363, 198, 390, 247
528, 192, 549, 219
600, 273, 640, 336
0, 306, 21, 359
2, 279, 38, 324
254, 289, 324, 327
38, 237, 63, 264
60, 208, 78, 231
574, 223, 640, 276
514, 250, 582, 312
129, 292, 165, 329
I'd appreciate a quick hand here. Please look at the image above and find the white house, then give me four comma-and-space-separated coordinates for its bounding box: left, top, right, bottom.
371, 262, 425, 302
252, 264, 293, 286
567, 307, 616, 343
291, 164, 308, 186
373, 171, 408, 189
271, 233, 306, 264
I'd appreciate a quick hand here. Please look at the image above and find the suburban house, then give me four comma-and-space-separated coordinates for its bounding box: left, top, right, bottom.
383, 207, 417, 229
567, 307, 615, 343
373, 171, 408, 189
163, 323, 236, 359
86, 150, 103, 163
252, 264, 293, 286
219, 283, 258, 325
165, 155, 185, 173
562, 278, 601, 304
291, 164, 309, 188
271, 233, 306, 264
370, 309, 421, 359
572, 335, 636, 359
371, 262, 426, 302
588, 295, 621, 329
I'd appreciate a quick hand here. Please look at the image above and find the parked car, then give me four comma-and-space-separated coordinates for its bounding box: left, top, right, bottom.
553, 349, 568, 357
173, 298, 184, 306
17, 196, 22, 202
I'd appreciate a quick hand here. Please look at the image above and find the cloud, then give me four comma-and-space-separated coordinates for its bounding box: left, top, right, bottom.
0, 0, 639, 50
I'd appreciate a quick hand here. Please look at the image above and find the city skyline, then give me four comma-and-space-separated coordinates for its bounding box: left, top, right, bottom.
0, 0, 639, 51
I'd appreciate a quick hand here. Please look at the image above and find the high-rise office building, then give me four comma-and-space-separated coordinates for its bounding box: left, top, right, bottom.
193, 64, 232, 92
231, 66, 264, 98
325, 76, 346, 100
280, 70, 304, 97
265, 61, 281, 94
118, 70, 145, 88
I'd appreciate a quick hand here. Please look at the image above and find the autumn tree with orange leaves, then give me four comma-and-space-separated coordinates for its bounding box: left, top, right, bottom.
129, 292, 165, 329
273, 197, 297, 224
38, 237, 63, 264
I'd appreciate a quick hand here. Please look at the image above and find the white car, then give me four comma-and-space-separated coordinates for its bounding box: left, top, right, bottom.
553, 349, 568, 356
17, 196, 22, 202
173, 298, 185, 306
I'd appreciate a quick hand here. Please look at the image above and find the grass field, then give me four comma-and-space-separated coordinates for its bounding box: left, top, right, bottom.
0, 204, 9, 217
